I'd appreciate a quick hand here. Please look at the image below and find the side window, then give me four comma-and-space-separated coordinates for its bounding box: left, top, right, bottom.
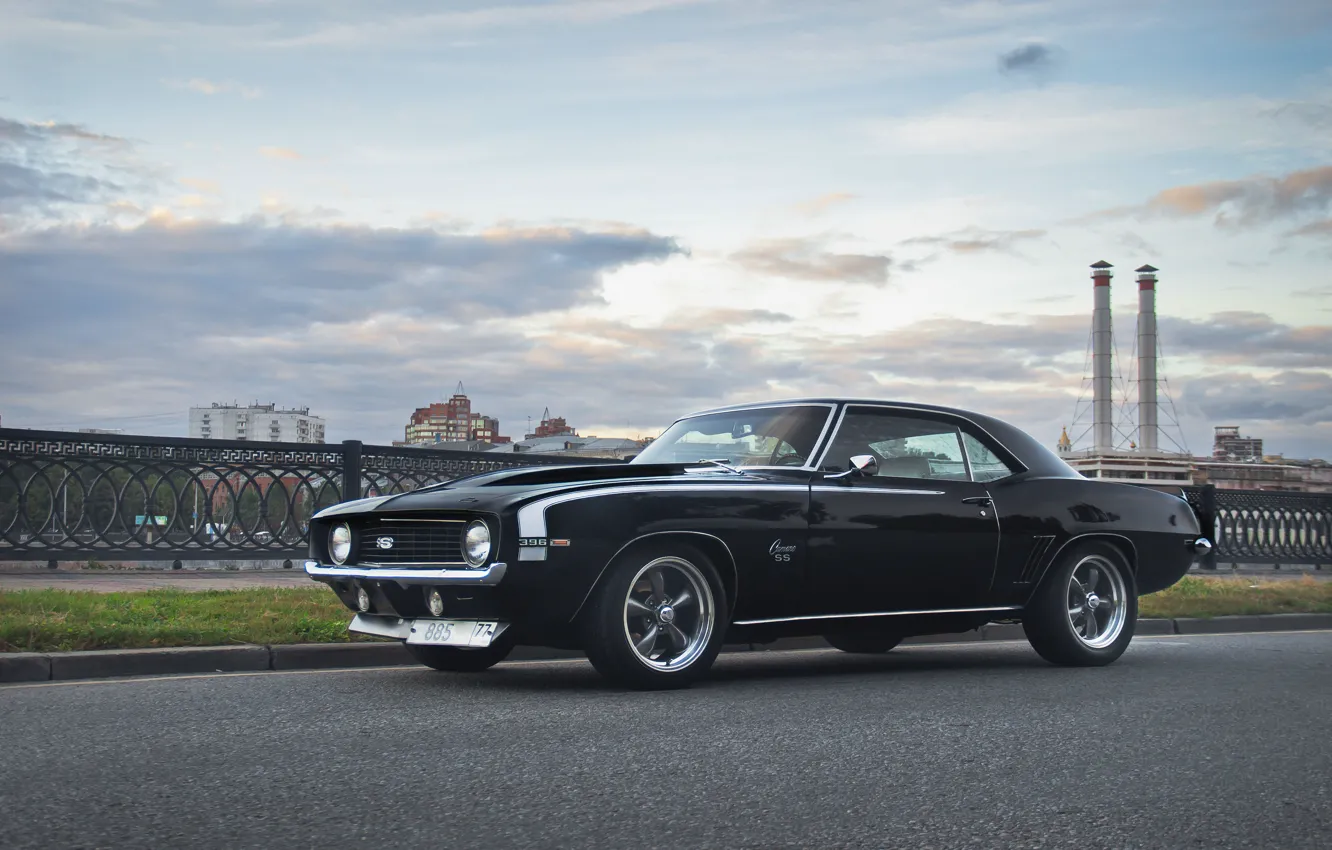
822, 410, 968, 481
961, 432, 1017, 482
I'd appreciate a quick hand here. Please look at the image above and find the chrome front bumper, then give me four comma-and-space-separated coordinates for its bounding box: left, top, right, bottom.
304, 560, 508, 586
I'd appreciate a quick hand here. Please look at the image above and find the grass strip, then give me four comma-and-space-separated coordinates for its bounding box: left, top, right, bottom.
1137, 575, 1332, 619
2, 576, 1330, 653
0, 587, 370, 652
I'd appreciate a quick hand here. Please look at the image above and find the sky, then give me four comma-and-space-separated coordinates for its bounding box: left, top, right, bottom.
1, 0, 1330, 458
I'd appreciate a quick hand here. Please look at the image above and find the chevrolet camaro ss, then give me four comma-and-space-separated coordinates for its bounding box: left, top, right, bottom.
305, 400, 1210, 689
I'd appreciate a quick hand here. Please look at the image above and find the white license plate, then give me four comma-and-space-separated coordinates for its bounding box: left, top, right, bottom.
406, 619, 499, 647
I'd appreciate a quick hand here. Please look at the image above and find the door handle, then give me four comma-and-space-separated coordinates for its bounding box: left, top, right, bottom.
961, 496, 993, 507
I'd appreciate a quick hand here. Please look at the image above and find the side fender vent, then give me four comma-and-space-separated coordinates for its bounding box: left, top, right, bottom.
1019, 535, 1056, 583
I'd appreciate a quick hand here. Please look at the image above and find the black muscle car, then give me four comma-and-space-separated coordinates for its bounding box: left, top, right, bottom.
306, 400, 1210, 689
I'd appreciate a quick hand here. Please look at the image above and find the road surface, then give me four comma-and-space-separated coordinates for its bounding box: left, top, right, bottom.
2, 632, 1330, 849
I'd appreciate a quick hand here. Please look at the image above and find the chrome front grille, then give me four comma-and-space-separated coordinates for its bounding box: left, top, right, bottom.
356, 519, 465, 565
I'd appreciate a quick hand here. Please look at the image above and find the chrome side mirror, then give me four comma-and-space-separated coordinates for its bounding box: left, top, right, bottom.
825, 454, 879, 480
849, 455, 878, 477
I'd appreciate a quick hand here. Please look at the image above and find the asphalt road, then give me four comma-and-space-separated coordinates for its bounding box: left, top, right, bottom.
2, 633, 1330, 850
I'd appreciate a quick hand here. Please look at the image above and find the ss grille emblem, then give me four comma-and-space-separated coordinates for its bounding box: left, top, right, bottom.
375, 536, 395, 550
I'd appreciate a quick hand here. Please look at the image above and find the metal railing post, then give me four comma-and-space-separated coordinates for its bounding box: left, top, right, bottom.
342, 440, 363, 503
1200, 484, 1218, 570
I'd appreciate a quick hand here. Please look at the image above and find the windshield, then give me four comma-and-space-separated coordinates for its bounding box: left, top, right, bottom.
631, 405, 832, 468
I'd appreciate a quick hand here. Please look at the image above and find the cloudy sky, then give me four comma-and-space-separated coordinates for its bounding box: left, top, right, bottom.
2, 0, 1331, 458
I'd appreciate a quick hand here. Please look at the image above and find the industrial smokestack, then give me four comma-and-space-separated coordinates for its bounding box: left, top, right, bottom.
1136, 264, 1159, 452
1090, 261, 1114, 452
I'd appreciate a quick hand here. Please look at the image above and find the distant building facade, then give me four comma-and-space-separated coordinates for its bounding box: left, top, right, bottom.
403, 385, 511, 446
1212, 426, 1263, 461
526, 408, 577, 440
489, 435, 646, 460
189, 403, 325, 443
1193, 459, 1332, 493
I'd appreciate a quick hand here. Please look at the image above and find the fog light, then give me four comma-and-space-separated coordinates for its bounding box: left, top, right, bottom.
355, 585, 371, 613
426, 588, 445, 617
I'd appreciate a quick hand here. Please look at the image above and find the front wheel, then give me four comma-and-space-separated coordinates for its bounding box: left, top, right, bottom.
581, 544, 727, 690
1023, 541, 1137, 666
406, 640, 514, 672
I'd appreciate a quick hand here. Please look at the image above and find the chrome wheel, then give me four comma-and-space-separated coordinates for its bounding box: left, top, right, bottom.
1066, 554, 1128, 649
622, 556, 715, 671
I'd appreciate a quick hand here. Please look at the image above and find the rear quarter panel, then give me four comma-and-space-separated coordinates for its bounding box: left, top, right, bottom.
988, 476, 1201, 603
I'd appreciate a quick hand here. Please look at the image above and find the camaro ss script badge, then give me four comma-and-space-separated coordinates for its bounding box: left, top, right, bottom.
375, 537, 395, 550
769, 540, 797, 562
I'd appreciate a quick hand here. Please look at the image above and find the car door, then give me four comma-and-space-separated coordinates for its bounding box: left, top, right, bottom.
807, 406, 1000, 615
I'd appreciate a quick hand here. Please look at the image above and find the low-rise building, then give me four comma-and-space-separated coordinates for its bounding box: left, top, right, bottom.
189, 403, 325, 443
1193, 458, 1332, 493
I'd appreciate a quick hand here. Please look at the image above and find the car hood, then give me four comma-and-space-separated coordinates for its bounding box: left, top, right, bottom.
317, 463, 812, 518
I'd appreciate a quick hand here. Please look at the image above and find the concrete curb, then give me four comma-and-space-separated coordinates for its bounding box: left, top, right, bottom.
270, 641, 415, 670
49, 646, 271, 682
4, 614, 1330, 683
1173, 612, 1332, 634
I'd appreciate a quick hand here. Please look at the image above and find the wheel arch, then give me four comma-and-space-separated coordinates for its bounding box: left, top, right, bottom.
570, 531, 739, 623
1028, 532, 1139, 601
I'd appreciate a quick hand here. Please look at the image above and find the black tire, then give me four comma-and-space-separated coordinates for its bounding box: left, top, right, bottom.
1023, 541, 1137, 666
824, 632, 902, 654
580, 542, 728, 690
406, 639, 514, 672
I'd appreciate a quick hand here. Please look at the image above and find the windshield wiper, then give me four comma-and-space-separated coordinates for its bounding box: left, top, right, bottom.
695, 458, 748, 476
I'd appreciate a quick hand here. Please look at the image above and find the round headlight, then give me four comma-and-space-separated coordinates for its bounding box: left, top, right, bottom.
463, 520, 491, 567
330, 523, 352, 564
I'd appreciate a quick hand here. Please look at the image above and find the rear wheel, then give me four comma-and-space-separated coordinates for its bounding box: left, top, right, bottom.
1023, 541, 1137, 666
406, 639, 514, 672
824, 632, 902, 654
581, 544, 727, 690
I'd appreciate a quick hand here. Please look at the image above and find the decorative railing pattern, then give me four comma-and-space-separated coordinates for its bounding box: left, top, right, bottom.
3, 429, 1328, 566
1178, 485, 1331, 567
0, 429, 609, 562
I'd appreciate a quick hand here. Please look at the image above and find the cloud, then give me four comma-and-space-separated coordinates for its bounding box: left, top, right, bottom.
1143, 166, 1332, 225
1077, 165, 1332, 229
899, 226, 1045, 256
266, 0, 718, 48
1266, 100, 1332, 131
1116, 231, 1160, 256
792, 192, 858, 216
731, 237, 893, 285
0, 217, 683, 334
1158, 312, 1332, 369
1180, 371, 1332, 425
998, 42, 1057, 74
164, 78, 262, 99
2, 229, 1328, 454
0, 116, 147, 217
1288, 218, 1332, 238
867, 86, 1332, 160
178, 177, 221, 195
1292, 285, 1332, 299
259, 146, 303, 161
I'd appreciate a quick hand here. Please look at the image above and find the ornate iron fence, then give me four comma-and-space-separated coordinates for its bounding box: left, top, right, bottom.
3, 428, 1328, 567
0, 429, 612, 563
1178, 485, 1331, 568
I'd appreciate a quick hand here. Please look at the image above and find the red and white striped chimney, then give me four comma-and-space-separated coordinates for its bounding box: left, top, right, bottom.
1090, 261, 1114, 452
1135, 264, 1159, 453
